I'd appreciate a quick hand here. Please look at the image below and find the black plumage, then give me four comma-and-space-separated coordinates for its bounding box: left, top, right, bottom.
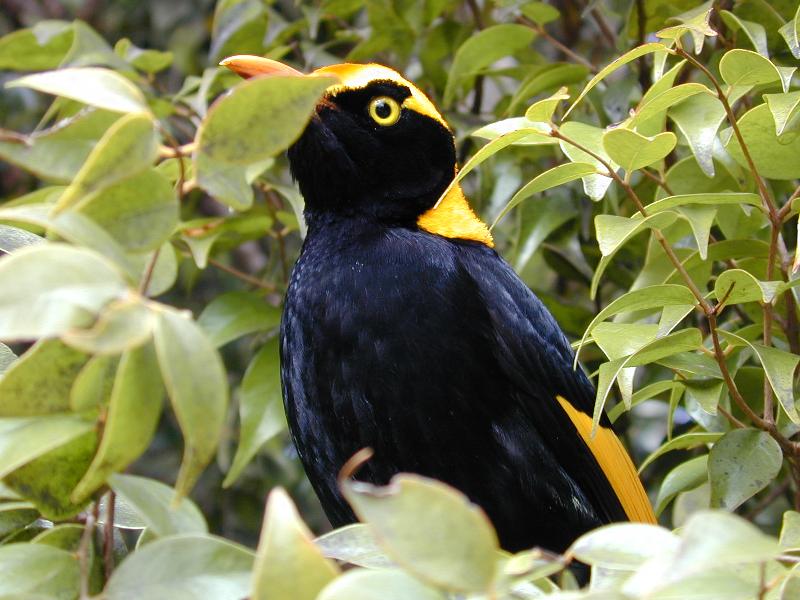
246, 60, 658, 556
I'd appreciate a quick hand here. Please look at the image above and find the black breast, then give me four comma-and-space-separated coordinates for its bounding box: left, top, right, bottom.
280, 216, 606, 553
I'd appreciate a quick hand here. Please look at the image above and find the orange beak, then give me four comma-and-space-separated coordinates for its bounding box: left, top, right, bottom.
219, 55, 305, 79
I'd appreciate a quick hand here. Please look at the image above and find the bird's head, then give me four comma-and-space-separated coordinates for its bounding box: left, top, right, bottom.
221, 56, 493, 246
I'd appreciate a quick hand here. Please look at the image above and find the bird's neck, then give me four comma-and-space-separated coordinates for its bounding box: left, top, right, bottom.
416, 185, 494, 248
303, 184, 493, 248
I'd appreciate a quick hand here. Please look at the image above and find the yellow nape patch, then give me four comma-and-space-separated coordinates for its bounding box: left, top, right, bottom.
311, 63, 449, 129
417, 185, 494, 247
556, 396, 656, 524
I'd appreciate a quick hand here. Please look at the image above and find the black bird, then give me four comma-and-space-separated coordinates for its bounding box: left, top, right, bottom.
222, 57, 655, 555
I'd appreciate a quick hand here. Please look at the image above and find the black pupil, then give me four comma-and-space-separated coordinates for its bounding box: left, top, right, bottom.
374, 99, 392, 119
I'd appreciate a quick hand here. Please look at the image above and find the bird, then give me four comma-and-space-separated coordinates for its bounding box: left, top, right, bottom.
222, 56, 656, 556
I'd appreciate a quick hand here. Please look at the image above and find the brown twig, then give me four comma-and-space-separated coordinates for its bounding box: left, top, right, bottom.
78, 503, 98, 599
207, 256, 277, 291
518, 17, 597, 73
103, 491, 116, 579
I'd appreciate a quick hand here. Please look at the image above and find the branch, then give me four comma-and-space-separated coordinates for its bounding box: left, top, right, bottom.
550, 128, 711, 311
518, 17, 597, 73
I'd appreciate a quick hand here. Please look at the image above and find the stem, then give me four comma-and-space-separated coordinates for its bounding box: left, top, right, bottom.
676, 48, 777, 222
518, 17, 598, 72
103, 491, 116, 579
158, 142, 197, 158
78, 503, 98, 599
551, 128, 711, 310
139, 246, 162, 296
641, 168, 674, 195
207, 256, 277, 291
589, 7, 616, 48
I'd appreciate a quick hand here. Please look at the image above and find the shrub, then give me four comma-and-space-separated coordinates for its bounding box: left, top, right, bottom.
0, 0, 799, 598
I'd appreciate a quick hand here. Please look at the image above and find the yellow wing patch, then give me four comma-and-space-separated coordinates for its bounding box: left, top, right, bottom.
556, 396, 656, 524
312, 63, 450, 130
417, 184, 494, 247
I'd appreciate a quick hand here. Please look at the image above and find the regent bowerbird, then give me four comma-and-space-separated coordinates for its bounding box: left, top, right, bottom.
221, 55, 656, 556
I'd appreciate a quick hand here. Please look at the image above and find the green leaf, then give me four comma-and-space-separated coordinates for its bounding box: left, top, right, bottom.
629, 82, 709, 130
75, 168, 178, 252
655, 455, 708, 515
223, 338, 286, 487
0, 543, 79, 599
564, 42, 670, 118
0, 243, 127, 341
592, 322, 660, 360
0, 415, 94, 480
318, 569, 445, 600
437, 127, 552, 207
569, 523, 678, 569
342, 473, 498, 593
655, 1, 717, 53
640, 432, 723, 472
520, 2, 560, 25
591, 212, 678, 298
674, 510, 780, 573
714, 269, 783, 305
61, 299, 155, 355
0, 503, 39, 539
252, 488, 339, 600
608, 380, 677, 423
0, 224, 43, 253
109, 474, 207, 537
0, 204, 140, 280
506, 63, 589, 115
779, 4, 800, 59
472, 118, 554, 144
726, 103, 800, 181
668, 92, 726, 177
443, 24, 536, 107
7, 67, 149, 114
719, 330, 800, 424
764, 91, 800, 136
594, 329, 703, 431
577, 284, 696, 363
683, 378, 724, 415
492, 162, 596, 228
645, 192, 761, 214
719, 49, 788, 89
720, 11, 769, 56
780, 511, 800, 550
524, 87, 569, 123
195, 75, 333, 210
106, 534, 254, 600
153, 309, 228, 499
116, 38, 173, 74
71, 343, 164, 502
0, 339, 88, 416
4, 428, 97, 520
677, 205, 716, 260
0, 21, 74, 71
0, 110, 120, 183
69, 354, 118, 412
198, 291, 281, 347
315, 524, 394, 569
558, 121, 616, 201
709, 429, 782, 510
602, 129, 676, 173
55, 112, 159, 213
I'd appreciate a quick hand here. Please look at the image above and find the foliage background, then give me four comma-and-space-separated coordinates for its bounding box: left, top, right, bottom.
1, 0, 800, 598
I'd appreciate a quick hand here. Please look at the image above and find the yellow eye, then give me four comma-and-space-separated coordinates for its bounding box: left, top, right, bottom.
368, 96, 401, 126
